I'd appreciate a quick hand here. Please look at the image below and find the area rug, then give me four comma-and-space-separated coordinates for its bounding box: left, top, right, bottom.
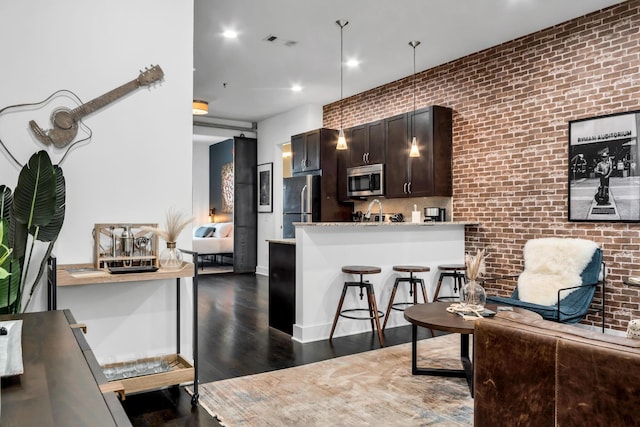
194, 334, 473, 426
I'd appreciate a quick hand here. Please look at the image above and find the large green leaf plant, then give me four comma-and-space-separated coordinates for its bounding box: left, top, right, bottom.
0, 151, 65, 313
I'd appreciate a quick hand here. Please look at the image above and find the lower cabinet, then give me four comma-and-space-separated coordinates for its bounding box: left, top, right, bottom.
268, 241, 296, 335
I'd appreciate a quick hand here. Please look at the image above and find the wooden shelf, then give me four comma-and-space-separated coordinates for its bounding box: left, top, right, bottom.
102, 354, 194, 396
56, 262, 195, 287
48, 253, 200, 405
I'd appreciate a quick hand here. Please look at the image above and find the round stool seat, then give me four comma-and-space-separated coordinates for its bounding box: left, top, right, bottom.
437, 264, 466, 271
393, 265, 431, 273
342, 265, 381, 275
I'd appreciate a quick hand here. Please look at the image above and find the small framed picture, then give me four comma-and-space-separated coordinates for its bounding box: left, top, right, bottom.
568, 110, 640, 222
257, 162, 273, 213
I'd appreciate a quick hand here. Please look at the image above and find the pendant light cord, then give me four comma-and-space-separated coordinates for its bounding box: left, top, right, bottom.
340, 23, 343, 130
337, 20, 348, 132
409, 41, 421, 136
413, 45, 416, 119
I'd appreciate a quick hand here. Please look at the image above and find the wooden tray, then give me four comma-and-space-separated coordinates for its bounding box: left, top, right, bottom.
102, 354, 194, 396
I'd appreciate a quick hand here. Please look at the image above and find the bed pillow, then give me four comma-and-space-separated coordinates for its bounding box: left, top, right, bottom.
194, 225, 215, 238
214, 222, 233, 238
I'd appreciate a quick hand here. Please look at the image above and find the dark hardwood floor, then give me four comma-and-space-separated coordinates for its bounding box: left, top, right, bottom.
122, 272, 434, 426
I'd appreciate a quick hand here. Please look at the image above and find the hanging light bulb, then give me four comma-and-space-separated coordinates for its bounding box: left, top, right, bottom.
409, 41, 420, 158
409, 136, 419, 157
337, 128, 347, 150
336, 19, 349, 150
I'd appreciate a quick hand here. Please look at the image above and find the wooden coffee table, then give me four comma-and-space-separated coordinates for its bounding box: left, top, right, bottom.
404, 302, 536, 396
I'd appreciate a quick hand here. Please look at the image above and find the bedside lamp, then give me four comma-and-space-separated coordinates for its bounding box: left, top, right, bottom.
209, 208, 216, 223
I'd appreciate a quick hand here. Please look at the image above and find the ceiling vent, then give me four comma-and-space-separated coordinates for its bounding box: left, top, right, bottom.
263, 34, 297, 47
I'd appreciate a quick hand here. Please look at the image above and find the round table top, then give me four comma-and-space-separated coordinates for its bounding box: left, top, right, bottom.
403, 302, 536, 334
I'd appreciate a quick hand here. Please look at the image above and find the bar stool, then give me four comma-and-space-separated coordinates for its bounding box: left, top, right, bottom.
382, 265, 430, 331
329, 265, 385, 347
433, 264, 467, 302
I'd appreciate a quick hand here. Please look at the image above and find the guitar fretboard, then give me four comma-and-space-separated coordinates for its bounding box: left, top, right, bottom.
71, 79, 141, 119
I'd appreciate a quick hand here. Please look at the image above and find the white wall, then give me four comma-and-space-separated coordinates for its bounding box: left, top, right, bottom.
255, 105, 322, 275
0, 1, 194, 363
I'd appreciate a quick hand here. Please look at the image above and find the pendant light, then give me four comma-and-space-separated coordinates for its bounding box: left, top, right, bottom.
408, 41, 420, 158
336, 19, 349, 150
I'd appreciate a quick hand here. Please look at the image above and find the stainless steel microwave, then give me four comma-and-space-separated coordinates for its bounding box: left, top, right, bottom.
347, 164, 384, 197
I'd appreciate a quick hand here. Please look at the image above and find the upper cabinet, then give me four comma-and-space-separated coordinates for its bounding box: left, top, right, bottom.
385, 106, 452, 198
346, 120, 385, 167
291, 129, 321, 174
290, 128, 353, 220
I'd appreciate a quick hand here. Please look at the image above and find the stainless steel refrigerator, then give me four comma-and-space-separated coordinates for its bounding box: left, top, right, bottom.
283, 174, 321, 238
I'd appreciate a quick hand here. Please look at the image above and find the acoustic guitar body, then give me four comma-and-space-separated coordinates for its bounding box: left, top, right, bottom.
49, 108, 78, 148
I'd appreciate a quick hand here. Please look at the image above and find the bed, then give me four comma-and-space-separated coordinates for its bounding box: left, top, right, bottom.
192, 222, 234, 268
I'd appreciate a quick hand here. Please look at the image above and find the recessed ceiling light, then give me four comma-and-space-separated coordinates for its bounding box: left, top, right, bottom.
346, 59, 359, 68
223, 30, 238, 39
291, 84, 302, 92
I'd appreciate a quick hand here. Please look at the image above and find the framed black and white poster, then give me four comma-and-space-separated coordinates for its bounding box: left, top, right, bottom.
257, 162, 273, 213
569, 110, 640, 222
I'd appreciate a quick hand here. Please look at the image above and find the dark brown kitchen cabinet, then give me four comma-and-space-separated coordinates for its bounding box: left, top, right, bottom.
385, 106, 452, 198
384, 113, 410, 198
346, 119, 385, 167
291, 128, 353, 219
291, 129, 321, 174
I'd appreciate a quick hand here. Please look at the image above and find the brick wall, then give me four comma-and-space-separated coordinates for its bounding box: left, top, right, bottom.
323, 1, 640, 332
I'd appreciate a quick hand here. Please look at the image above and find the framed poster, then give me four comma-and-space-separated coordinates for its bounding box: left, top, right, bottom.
568, 110, 640, 222
257, 162, 273, 213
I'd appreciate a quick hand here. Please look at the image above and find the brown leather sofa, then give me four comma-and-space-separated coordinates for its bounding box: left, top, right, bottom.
473, 311, 640, 427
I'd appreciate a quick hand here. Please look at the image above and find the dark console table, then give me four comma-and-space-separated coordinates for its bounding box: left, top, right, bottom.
1, 310, 131, 426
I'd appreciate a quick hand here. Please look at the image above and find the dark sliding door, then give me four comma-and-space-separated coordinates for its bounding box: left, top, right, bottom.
232, 136, 257, 273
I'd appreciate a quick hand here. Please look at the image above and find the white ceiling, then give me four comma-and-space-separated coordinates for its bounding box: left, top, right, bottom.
194, 0, 626, 124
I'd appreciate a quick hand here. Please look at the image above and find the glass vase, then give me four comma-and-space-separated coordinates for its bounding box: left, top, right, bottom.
462, 280, 486, 311
159, 241, 183, 270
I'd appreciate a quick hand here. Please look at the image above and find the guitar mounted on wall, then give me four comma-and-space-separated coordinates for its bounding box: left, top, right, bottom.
29, 65, 164, 148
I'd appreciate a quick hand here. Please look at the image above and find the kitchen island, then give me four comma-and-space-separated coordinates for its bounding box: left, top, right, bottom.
289, 221, 478, 343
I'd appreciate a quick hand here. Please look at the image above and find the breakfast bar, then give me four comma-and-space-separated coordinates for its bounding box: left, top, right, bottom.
290, 221, 477, 343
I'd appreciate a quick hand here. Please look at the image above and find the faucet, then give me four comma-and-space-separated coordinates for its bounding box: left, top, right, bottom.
364, 199, 383, 222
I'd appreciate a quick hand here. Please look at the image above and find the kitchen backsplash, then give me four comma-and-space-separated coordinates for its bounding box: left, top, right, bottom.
352, 196, 452, 222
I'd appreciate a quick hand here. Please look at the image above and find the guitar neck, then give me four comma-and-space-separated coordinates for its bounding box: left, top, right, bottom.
71, 79, 141, 119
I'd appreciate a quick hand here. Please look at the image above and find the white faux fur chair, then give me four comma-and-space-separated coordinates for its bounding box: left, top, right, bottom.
484, 238, 605, 331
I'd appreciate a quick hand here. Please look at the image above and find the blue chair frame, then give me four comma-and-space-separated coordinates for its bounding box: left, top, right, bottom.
484, 248, 605, 332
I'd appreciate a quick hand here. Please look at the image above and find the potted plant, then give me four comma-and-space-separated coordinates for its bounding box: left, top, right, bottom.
0, 150, 65, 313
142, 208, 192, 270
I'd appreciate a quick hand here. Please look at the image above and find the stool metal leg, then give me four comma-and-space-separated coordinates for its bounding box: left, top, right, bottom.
367, 286, 385, 347
433, 273, 445, 301
382, 278, 400, 331
329, 284, 348, 341
366, 284, 376, 332
419, 279, 429, 304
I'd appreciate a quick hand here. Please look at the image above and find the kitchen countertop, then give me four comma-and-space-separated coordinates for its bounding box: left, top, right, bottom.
293, 221, 479, 227
266, 238, 296, 245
